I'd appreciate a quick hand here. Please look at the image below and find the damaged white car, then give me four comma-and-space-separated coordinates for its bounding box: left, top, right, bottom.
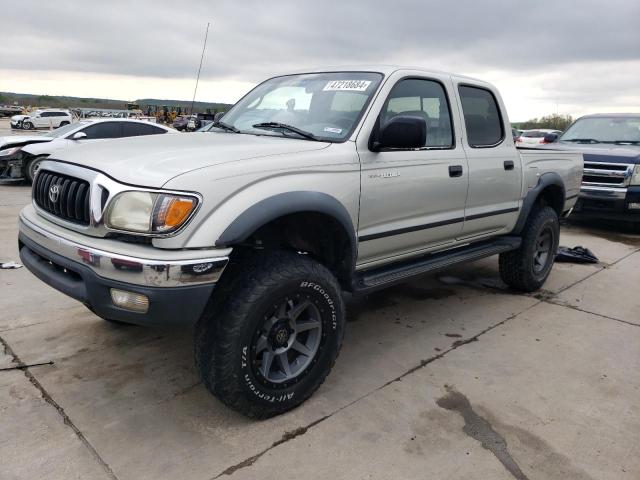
0, 119, 175, 182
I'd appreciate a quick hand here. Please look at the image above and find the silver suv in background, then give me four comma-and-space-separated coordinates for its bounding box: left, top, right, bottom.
18, 66, 583, 418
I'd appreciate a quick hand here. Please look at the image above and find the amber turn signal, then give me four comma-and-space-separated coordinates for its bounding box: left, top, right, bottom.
152, 195, 197, 232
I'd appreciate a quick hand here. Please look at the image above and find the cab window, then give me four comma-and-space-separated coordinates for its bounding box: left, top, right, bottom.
381, 78, 453, 148
458, 85, 504, 147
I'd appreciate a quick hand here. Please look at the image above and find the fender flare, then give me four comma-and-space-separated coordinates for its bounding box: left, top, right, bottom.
215, 190, 357, 264
512, 172, 566, 234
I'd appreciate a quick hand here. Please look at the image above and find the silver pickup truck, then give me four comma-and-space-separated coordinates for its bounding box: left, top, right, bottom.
18, 66, 583, 418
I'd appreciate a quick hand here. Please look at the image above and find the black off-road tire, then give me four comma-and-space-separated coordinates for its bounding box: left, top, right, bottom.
195, 250, 345, 419
499, 206, 559, 292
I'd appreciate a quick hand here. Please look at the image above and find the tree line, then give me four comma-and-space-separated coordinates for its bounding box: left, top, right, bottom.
512, 113, 574, 131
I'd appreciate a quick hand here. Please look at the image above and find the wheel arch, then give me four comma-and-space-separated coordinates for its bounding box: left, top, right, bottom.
513, 172, 565, 234
216, 191, 357, 286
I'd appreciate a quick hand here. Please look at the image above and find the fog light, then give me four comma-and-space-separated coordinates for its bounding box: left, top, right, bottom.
628, 202, 640, 210
110, 289, 149, 313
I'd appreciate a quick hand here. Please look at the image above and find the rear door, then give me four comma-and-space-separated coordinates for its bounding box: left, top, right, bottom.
356, 72, 469, 268
452, 80, 522, 239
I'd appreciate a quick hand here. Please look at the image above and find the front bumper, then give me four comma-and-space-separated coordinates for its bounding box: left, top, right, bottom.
0, 157, 25, 181
19, 212, 230, 326
574, 185, 640, 222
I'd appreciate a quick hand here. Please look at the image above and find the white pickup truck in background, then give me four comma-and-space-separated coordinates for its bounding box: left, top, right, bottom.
18, 66, 583, 417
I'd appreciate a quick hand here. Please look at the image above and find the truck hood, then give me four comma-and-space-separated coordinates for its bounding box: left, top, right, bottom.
544, 142, 640, 164
0, 135, 52, 150
49, 132, 330, 187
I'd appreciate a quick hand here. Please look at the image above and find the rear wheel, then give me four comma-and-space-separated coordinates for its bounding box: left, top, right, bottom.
499, 206, 559, 292
59, 121, 70, 127
196, 250, 345, 418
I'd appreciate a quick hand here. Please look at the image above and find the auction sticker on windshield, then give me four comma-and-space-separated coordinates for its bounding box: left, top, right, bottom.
323, 80, 372, 91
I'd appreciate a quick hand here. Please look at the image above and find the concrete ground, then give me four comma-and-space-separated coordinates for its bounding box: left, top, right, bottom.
1, 147, 640, 479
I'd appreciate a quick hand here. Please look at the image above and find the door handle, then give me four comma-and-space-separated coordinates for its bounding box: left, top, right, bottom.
449, 165, 463, 177
504, 160, 515, 170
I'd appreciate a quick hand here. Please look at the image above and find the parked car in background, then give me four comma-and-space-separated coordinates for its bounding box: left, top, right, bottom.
172, 115, 189, 131
10, 112, 38, 129
516, 129, 562, 145
511, 127, 522, 140
18, 109, 74, 130
17, 66, 582, 418
0, 119, 175, 182
0, 105, 23, 117
540, 113, 640, 228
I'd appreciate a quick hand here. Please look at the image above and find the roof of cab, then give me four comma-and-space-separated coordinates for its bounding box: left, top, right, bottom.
277, 65, 488, 84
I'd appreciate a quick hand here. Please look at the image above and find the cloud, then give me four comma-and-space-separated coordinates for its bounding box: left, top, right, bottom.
1, 0, 639, 119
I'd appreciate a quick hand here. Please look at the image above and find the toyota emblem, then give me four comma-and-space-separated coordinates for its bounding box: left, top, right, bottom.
49, 184, 60, 203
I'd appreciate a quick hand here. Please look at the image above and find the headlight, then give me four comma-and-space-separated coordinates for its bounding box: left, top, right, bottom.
631, 165, 640, 186
105, 191, 198, 234
0, 146, 21, 157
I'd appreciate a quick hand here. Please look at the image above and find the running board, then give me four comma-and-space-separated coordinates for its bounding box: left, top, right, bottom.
353, 236, 521, 294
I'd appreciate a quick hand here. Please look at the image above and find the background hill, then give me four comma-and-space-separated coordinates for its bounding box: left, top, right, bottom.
0, 91, 232, 113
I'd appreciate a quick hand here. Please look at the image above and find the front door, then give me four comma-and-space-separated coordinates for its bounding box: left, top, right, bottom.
356, 75, 468, 268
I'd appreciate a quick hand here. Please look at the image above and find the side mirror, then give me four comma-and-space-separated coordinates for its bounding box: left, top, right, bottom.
72, 131, 87, 140
213, 112, 225, 122
543, 133, 559, 144
373, 115, 427, 150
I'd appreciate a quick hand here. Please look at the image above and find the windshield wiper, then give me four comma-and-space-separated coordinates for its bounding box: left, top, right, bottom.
252, 122, 320, 141
210, 121, 240, 133
563, 138, 601, 144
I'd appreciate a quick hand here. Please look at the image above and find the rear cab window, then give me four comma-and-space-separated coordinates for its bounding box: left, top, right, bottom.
458, 85, 504, 147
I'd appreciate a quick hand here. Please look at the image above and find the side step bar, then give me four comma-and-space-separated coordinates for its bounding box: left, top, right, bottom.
353, 236, 521, 294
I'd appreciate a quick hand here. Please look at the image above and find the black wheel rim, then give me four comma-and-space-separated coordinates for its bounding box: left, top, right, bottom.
533, 226, 554, 274
251, 294, 322, 385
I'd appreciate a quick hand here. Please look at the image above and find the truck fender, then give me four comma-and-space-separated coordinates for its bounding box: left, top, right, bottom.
215, 190, 357, 260
512, 172, 565, 234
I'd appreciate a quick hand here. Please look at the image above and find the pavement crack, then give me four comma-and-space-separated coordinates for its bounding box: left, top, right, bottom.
214, 416, 329, 477
0, 335, 119, 480
543, 298, 640, 328
437, 386, 529, 480
0, 360, 54, 371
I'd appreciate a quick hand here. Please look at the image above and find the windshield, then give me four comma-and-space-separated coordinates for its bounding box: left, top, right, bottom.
561, 116, 640, 143
41, 121, 90, 138
217, 72, 383, 142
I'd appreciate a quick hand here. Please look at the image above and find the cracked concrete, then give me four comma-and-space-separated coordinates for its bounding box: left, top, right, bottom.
1, 178, 640, 480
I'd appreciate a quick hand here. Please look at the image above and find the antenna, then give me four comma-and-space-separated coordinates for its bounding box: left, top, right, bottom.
190, 22, 210, 116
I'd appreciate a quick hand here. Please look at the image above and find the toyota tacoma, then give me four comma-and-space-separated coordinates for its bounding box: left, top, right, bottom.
18, 67, 583, 418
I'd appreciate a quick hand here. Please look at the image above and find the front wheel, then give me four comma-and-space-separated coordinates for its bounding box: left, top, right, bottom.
196, 250, 345, 418
22, 121, 34, 130
499, 206, 559, 292
24, 156, 45, 183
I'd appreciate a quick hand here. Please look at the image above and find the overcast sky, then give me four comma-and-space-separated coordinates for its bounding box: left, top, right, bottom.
2, 0, 639, 121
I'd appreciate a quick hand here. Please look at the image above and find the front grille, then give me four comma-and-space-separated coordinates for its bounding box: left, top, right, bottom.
34, 170, 91, 225
582, 175, 624, 184
581, 161, 633, 187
